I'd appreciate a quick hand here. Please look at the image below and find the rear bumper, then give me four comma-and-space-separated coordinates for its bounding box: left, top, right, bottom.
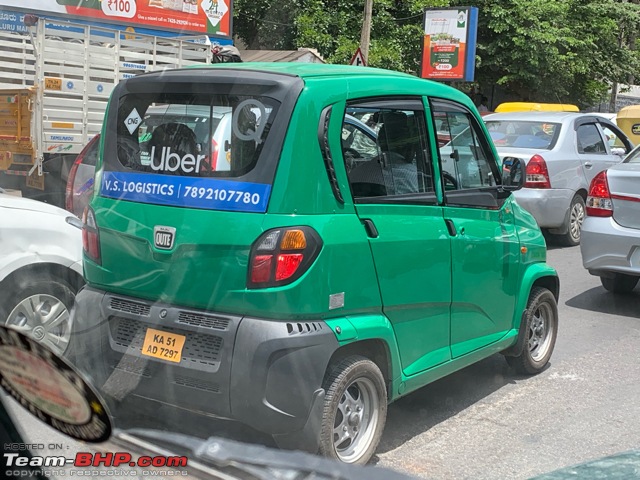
513, 188, 574, 229
66, 287, 339, 450
580, 216, 640, 277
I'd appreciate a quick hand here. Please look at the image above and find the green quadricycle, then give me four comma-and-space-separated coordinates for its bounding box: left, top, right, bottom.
67, 63, 559, 465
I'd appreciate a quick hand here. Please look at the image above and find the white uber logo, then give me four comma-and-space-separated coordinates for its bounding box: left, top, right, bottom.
154, 226, 176, 250
149, 146, 206, 174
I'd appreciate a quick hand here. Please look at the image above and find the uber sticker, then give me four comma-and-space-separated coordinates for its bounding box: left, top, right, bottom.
0, 325, 111, 443
124, 108, 142, 135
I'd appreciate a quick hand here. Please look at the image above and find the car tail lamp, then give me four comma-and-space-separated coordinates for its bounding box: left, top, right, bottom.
211, 139, 219, 170
248, 227, 322, 288
524, 155, 551, 188
586, 171, 613, 217
65, 155, 83, 213
82, 207, 101, 264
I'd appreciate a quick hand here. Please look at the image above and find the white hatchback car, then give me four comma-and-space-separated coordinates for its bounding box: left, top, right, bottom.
0, 192, 83, 355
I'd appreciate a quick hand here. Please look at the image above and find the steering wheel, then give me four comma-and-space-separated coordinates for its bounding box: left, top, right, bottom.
343, 147, 362, 171
343, 147, 362, 159
442, 171, 458, 190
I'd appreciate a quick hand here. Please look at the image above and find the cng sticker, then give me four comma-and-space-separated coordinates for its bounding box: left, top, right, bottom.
124, 108, 141, 134
632, 124, 640, 135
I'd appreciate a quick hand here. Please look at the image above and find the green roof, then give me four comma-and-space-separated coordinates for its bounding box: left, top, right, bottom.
182, 62, 470, 105
188, 62, 418, 79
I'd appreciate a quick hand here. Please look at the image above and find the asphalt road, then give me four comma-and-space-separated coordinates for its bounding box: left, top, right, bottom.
5, 243, 640, 479
376, 243, 640, 479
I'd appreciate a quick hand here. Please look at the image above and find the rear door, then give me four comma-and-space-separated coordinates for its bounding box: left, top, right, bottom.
343, 97, 453, 376
576, 119, 617, 184
430, 99, 520, 358
88, 71, 302, 311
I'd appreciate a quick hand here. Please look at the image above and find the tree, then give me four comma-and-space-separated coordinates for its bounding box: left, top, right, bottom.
232, 0, 640, 109
233, 0, 449, 73
450, 0, 640, 107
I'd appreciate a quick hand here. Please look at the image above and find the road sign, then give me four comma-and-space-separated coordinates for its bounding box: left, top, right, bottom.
350, 48, 366, 67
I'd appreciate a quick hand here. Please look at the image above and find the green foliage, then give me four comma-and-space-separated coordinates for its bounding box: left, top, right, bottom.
450, 0, 640, 106
232, 0, 640, 108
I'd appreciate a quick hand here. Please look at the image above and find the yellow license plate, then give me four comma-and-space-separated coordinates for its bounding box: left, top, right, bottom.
141, 328, 186, 363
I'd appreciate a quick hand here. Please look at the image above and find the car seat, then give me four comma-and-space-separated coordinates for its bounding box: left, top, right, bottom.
349, 112, 416, 196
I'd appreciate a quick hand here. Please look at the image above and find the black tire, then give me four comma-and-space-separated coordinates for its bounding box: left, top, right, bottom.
558, 194, 586, 246
319, 355, 387, 465
506, 287, 558, 375
0, 274, 77, 356
600, 273, 639, 294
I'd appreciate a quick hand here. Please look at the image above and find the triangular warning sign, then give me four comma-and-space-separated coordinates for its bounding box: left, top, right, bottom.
350, 48, 366, 67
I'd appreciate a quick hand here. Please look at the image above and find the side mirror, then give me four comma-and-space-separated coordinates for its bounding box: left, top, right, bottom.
502, 157, 525, 191
612, 147, 626, 157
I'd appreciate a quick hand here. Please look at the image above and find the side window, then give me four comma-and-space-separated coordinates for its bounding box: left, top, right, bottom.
431, 105, 498, 191
601, 126, 629, 156
577, 124, 606, 154
343, 101, 435, 202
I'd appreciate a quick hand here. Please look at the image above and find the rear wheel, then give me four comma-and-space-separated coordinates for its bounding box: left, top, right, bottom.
319, 356, 387, 465
506, 287, 558, 375
558, 194, 585, 246
600, 273, 639, 294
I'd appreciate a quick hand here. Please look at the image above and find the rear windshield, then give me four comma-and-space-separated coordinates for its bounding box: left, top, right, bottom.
484, 120, 561, 150
115, 93, 279, 177
100, 91, 282, 213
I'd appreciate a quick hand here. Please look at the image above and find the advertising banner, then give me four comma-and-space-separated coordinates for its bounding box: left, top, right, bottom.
420, 7, 478, 82
0, 0, 231, 38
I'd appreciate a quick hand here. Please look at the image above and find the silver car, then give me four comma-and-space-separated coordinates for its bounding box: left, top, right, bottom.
484, 112, 633, 245
580, 144, 640, 293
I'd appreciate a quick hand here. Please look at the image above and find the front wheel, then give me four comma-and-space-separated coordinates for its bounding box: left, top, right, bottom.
319, 356, 387, 465
506, 287, 558, 375
601, 273, 639, 294
1, 277, 76, 356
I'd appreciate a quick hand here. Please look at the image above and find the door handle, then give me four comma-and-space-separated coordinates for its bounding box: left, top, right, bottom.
444, 219, 457, 236
361, 219, 379, 238
584, 162, 593, 168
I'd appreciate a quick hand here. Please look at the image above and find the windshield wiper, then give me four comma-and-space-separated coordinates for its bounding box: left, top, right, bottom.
113, 428, 415, 480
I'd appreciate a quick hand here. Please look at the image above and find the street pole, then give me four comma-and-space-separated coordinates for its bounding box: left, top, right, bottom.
360, 0, 372, 65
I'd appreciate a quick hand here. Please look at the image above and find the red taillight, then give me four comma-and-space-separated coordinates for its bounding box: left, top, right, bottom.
251, 255, 273, 283
248, 227, 322, 288
586, 171, 613, 217
524, 154, 551, 188
65, 155, 83, 213
82, 207, 101, 264
275, 254, 304, 281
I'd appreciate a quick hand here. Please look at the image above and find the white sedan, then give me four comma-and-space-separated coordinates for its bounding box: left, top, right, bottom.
0, 191, 83, 354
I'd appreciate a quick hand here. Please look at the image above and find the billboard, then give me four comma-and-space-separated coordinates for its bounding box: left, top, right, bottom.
0, 0, 231, 38
420, 7, 478, 82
